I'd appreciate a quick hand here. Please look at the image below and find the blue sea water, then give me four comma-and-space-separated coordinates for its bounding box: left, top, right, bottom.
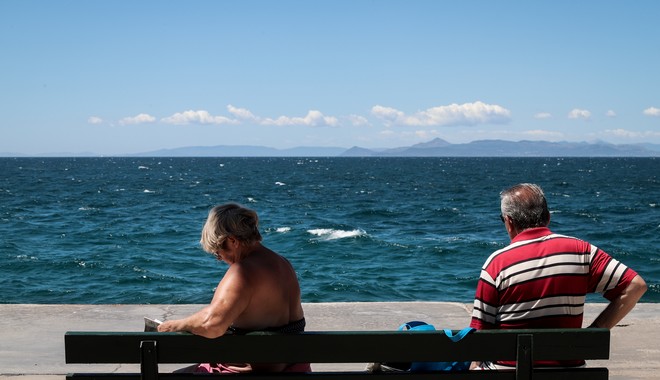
0, 157, 658, 304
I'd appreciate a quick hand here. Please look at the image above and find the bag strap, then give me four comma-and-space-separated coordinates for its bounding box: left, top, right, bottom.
442, 327, 475, 342
398, 321, 435, 331
398, 322, 475, 341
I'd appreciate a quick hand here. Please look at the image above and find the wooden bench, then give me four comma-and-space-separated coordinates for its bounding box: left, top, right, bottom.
65, 328, 610, 380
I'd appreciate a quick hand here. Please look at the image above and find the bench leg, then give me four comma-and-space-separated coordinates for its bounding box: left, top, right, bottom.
140, 340, 159, 380
516, 334, 533, 380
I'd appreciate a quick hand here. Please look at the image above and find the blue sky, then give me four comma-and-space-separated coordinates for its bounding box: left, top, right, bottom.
1, 0, 659, 155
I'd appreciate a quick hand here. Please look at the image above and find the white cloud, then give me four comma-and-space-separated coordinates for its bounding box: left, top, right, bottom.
521, 129, 564, 140
227, 106, 341, 127
227, 105, 259, 121
607, 129, 640, 138
161, 110, 237, 125
606, 110, 617, 117
87, 116, 103, 124
534, 112, 552, 119
346, 114, 370, 127
568, 108, 591, 120
119, 113, 156, 125
371, 105, 405, 123
261, 110, 339, 127
643, 107, 660, 117
414, 129, 439, 139
605, 129, 660, 138
371, 101, 511, 127
158, 106, 340, 127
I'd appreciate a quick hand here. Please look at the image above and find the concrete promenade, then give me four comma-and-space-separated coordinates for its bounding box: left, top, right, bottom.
1, 302, 658, 380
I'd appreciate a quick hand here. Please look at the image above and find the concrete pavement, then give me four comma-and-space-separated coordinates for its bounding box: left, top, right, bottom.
1, 302, 658, 380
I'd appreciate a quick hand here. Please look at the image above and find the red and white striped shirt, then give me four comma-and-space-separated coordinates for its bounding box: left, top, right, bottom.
470, 227, 638, 366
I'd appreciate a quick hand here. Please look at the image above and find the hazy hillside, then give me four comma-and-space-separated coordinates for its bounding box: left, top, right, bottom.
2, 139, 659, 157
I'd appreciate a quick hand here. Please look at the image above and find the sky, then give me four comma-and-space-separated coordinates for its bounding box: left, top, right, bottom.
1, 0, 660, 155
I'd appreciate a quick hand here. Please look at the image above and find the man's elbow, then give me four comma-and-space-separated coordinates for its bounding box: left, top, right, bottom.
190, 312, 228, 339
192, 325, 225, 339
197, 319, 228, 339
198, 329, 225, 339
630, 275, 648, 300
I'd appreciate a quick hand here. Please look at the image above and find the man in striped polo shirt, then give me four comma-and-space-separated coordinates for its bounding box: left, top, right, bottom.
470, 183, 647, 369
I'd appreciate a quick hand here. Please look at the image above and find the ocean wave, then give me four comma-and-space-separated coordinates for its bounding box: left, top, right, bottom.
264, 226, 292, 234
1, 157, 657, 304
307, 228, 367, 240
15, 254, 38, 261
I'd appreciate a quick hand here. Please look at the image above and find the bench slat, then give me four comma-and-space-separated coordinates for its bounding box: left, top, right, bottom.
67, 368, 609, 380
65, 329, 610, 364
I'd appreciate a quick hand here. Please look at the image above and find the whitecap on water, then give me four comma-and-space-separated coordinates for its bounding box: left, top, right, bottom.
308, 228, 366, 240
276, 227, 291, 233
16, 254, 38, 261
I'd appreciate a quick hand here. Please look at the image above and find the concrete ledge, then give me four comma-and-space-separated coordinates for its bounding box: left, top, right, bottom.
1, 303, 658, 379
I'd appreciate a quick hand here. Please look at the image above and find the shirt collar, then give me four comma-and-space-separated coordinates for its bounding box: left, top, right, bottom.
511, 226, 552, 243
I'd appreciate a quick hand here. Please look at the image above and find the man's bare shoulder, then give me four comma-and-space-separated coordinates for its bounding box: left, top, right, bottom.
217, 261, 252, 292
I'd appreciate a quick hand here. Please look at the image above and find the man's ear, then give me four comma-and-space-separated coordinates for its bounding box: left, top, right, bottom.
504, 215, 519, 240
226, 236, 239, 248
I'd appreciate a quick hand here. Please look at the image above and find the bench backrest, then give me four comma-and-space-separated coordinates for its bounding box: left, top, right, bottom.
65, 328, 610, 380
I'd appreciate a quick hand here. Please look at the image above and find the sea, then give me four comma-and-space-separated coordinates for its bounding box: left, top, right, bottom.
1, 157, 658, 304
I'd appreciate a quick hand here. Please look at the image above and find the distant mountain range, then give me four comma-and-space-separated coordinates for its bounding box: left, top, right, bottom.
3, 139, 659, 157
133, 138, 660, 157
133, 145, 349, 157
341, 138, 660, 157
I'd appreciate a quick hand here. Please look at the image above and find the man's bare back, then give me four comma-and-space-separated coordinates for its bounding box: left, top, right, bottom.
223, 245, 304, 331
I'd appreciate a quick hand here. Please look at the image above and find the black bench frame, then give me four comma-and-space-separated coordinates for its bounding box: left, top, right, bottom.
65, 328, 610, 380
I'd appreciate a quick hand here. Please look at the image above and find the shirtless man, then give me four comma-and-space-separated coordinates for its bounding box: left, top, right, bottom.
158, 203, 308, 373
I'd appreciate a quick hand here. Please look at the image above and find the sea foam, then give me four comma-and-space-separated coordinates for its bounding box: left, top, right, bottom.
308, 228, 366, 240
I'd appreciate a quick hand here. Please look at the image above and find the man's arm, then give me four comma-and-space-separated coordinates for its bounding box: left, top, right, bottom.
589, 275, 647, 329
158, 266, 251, 338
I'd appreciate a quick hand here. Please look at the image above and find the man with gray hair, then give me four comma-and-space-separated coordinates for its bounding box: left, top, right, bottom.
158, 203, 309, 373
470, 183, 647, 368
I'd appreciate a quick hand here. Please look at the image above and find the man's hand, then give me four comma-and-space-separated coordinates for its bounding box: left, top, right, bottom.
157, 320, 180, 332
590, 275, 647, 329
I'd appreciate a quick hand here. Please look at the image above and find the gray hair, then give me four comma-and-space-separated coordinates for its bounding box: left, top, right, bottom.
500, 183, 550, 230
200, 203, 263, 254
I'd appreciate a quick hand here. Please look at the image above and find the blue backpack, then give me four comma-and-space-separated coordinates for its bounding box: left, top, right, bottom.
378, 321, 475, 372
